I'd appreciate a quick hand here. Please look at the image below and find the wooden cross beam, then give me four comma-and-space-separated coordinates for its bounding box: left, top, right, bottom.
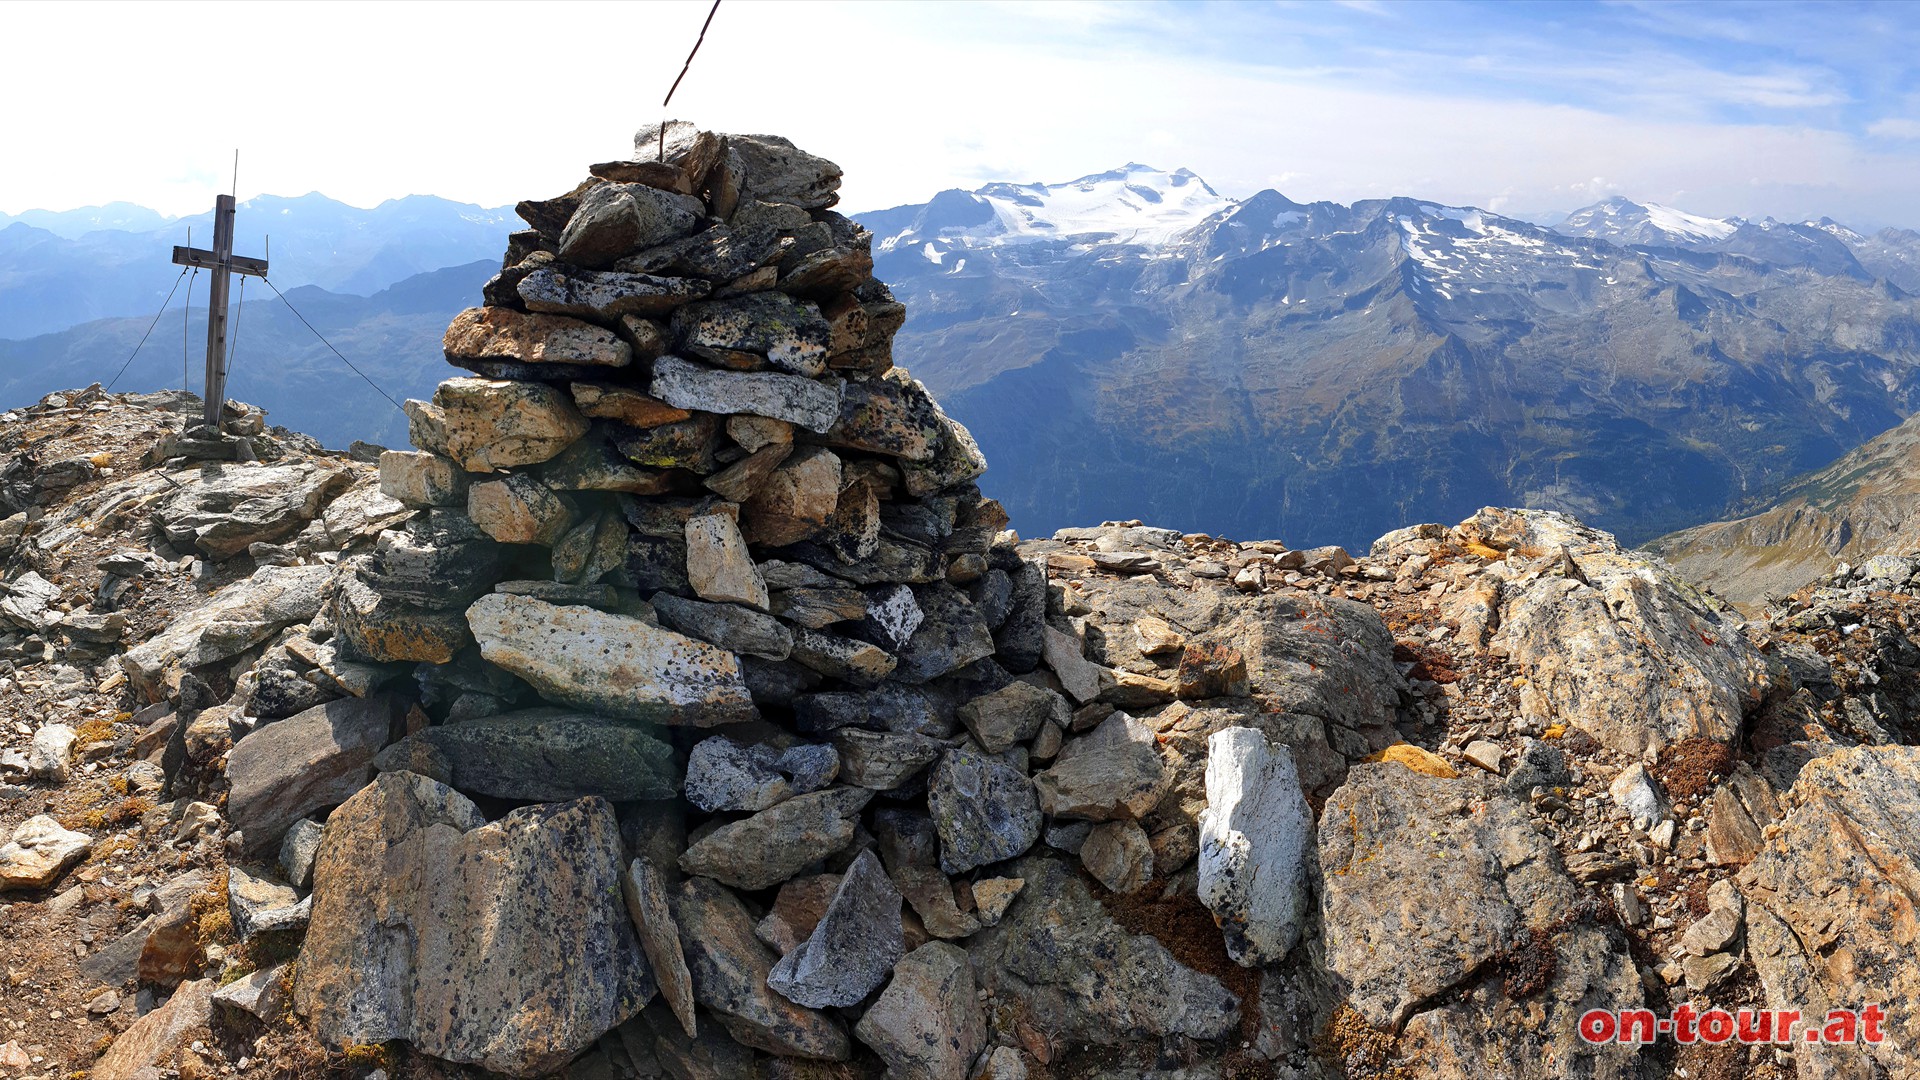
170, 194, 267, 430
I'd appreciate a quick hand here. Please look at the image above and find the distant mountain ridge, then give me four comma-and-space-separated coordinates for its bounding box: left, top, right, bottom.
0, 193, 513, 340
859, 168, 1920, 550
1648, 410, 1920, 606
12, 168, 1920, 556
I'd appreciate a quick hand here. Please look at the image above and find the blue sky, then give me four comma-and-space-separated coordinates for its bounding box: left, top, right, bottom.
6, 0, 1918, 228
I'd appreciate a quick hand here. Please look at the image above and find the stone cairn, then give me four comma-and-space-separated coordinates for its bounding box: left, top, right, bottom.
291, 125, 1155, 1078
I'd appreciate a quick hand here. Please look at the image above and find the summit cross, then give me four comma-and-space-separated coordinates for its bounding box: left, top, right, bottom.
171, 194, 268, 430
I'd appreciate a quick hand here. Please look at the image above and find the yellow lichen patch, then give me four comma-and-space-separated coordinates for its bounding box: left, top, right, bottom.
1542, 724, 1567, 739
1364, 743, 1460, 779
189, 870, 235, 950
72, 717, 117, 746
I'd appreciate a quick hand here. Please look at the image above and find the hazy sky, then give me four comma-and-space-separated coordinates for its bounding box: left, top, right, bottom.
8, 0, 1920, 228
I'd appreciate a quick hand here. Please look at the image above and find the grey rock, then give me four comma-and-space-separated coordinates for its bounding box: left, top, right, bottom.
794, 684, 949, 735
969, 857, 1239, 1045
775, 743, 840, 793
892, 584, 995, 684
279, 818, 324, 890
27, 723, 75, 782
730, 134, 844, 210
651, 592, 792, 661
226, 866, 308, 941
1196, 727, 1311, 966
1032, 712, 1169, 821
375, 709, 679, 802
853, 941, 985, 1080
671, 875, 851, 1060
226, 694, 405, 855
120, 563, 331, 695
212, 962, 292, 1025
1320, 762, 1599, 1028
957, 681, 1066, 755
831, 728, 945, 790
1474, 508, 1781, 756
789, 626, 896, 684
467, 592, 757, 726
1080, 820, 1153, 894
150, 461, 354, 560
1503, 737, 1568, 794
673, 292, 831, 377
557, 182, 704, 268
295, 773, 652, 1077
928, 747, 1040, 874
622, 857, 696, 1039
650, 354, 842, 434
519, 264, 711, 321
767, 850, 904, 1008
858, 583, 924, 652
1739, 745, 1920, 1080
679, 787, 873, 891
1608, 763, 1670, 833
684, 735, 793, 813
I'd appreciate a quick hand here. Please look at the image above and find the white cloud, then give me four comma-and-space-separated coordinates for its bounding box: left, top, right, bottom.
1867, 118, 1920, 140
1, 0, 1916, 232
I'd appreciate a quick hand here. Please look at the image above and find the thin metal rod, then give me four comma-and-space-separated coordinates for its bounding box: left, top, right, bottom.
659, 0, 722, 161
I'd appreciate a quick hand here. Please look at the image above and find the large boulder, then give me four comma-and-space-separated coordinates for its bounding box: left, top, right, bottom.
150, 460, 353, 560
1739, 745, 1920, 1080
121, 563, 332, 696
226, 694, 405, 855
466, 592, 757, 725
853, 941, 986, 1080
968, 856, 1240, 1045
1467, 508, 1781, 755
295, 772, 653, 1077
1318, 761, 1650, 1078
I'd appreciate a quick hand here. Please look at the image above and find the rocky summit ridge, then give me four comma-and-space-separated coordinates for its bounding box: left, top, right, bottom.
3, 129, 1920, 1080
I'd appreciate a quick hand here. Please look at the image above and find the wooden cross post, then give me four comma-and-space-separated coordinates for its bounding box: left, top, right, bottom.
171, 194, 268, 430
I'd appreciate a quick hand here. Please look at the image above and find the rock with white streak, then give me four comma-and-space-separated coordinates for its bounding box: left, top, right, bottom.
1196, 727, 1312, 966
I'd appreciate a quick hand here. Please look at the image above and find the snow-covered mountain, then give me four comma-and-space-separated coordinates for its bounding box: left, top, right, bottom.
859, 167, 1920, 550
1553, 196, 1738, 246
862, 164, 1232, 268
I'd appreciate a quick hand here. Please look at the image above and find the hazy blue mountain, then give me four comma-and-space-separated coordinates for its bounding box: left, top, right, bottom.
0, 259, 494, 450
860, 173, 1920, 550
0, 193, 513, 340
0, 202, 176, 238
